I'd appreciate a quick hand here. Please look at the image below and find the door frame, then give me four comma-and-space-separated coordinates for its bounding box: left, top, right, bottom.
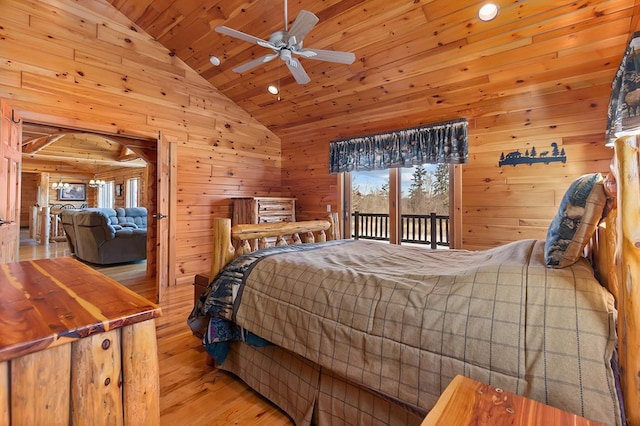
0, 101, 22, 264
155, 132, 176, 303
18, 118, 175, 302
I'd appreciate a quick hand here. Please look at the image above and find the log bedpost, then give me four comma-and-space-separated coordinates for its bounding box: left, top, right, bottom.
328, 212, 341, 240
613, 136, 640, 424
210, 218, 235, 281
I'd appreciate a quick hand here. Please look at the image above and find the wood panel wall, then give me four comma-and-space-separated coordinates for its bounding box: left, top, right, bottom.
283, 113, 613, 251
462, 125, 612, 250
282, 55, 617, 251
19, 173, 38, 227
1, 0, 283, 285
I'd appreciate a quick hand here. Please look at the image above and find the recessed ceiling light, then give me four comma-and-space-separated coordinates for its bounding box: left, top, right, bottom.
267, 85, 279, 95
209, 56, 220, 66
478, 3, 499, 21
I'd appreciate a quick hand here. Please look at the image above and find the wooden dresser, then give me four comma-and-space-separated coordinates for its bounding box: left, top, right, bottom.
0, 257, 162, 425
422, 375, 604, 425
232, 197, 296, 225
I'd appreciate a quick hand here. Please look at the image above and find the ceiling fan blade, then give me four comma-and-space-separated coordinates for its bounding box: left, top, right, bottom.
291, 49, 317, 58
257, 40, 279, 50
215, 25, 269, 46
302, 48, 356, 64
233, 54, 278, 73
286, 58, 311, 84
287, 10, 319, 44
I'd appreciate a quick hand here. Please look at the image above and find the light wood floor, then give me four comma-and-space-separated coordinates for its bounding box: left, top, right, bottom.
18, 232, 294, 425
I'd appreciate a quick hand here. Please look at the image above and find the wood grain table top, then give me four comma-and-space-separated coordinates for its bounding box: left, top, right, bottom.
422, 375, 604, 426
0, 257, 161, 362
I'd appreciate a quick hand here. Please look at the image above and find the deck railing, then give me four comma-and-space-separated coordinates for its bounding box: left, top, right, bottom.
352, 211, 450, 249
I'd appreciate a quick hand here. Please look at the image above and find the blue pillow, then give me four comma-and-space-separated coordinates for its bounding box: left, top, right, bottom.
544, 173, 607, 268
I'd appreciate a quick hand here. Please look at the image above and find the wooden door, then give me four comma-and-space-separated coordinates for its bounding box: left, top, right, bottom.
155, 132, 175, 303
0, 101, 22, 264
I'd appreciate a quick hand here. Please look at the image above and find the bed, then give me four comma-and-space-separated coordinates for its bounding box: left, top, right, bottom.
188, 137, 639, 426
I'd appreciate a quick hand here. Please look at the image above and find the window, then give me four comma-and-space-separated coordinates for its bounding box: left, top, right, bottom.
332, 119, 466, 248
126, 178, 139, 208
347, 164, 451, 248
349, 169, 390, 241
98, 181, 114, 208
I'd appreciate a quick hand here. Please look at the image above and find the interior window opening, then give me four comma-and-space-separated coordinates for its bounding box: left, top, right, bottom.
97, 181, 115, 209
126, 178, 140, 208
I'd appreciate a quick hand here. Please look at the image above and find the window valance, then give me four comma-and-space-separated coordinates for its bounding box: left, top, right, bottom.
606, 31, 640, 145
329, 118, 468, 174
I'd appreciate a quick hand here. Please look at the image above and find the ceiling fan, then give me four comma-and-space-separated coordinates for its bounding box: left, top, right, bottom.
214, 0, 355, 84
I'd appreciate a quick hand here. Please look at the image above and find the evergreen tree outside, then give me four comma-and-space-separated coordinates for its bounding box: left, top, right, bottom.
351, 164, 450, 243
432, 163, 449, 211
407, 165, 429, 213
432, 163, 449, 197
352, 165, 448, 215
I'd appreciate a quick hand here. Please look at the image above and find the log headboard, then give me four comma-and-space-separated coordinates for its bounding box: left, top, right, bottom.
604, 136, 639, 425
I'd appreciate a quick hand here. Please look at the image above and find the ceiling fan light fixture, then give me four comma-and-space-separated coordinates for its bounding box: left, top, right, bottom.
280, 49, 292, 62
478, 3, 499, 21
267, 85, 279, 95
215, 3, 354, 84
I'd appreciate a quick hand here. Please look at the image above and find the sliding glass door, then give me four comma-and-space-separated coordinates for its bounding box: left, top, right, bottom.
346, 164, 450, 248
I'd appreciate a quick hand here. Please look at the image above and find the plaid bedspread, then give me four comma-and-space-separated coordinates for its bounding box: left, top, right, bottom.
190, 239, 621, 425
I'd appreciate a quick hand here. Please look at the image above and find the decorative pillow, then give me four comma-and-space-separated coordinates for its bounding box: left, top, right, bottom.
544, 173, 607, 268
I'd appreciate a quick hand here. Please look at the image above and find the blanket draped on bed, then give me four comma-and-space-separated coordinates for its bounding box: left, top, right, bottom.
189, 239, 621, 425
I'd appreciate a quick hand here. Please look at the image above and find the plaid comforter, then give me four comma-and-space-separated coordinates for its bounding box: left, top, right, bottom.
189, 239, 621, 425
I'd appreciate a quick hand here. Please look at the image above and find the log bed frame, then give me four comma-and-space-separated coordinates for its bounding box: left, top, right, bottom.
207, 137, 639, 424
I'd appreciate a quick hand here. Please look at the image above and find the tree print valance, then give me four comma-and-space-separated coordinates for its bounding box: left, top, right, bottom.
329, 118, 468, 174
606, 31, 640, 145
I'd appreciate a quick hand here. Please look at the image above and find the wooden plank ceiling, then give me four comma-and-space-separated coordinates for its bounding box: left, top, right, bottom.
104, 0, 638, 143
22, 122, 148, 173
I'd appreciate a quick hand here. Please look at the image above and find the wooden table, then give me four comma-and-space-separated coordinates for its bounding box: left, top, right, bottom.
0, 257, 162, 425
422, 375, 604, 426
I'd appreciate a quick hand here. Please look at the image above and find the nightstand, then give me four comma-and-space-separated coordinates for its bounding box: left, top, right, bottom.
421, 375, 604, 425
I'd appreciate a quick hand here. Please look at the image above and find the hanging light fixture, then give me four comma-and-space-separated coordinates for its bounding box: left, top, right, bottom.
89, 162, 106, 188
89, 178, 105, 188
89, 178, 106, 188
51, 163, 69, 190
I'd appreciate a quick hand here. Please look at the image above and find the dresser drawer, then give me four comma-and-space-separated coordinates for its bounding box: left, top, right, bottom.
232, 197, 296, 225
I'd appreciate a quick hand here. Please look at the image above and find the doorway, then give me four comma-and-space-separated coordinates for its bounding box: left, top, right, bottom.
19, 121, 171, 302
